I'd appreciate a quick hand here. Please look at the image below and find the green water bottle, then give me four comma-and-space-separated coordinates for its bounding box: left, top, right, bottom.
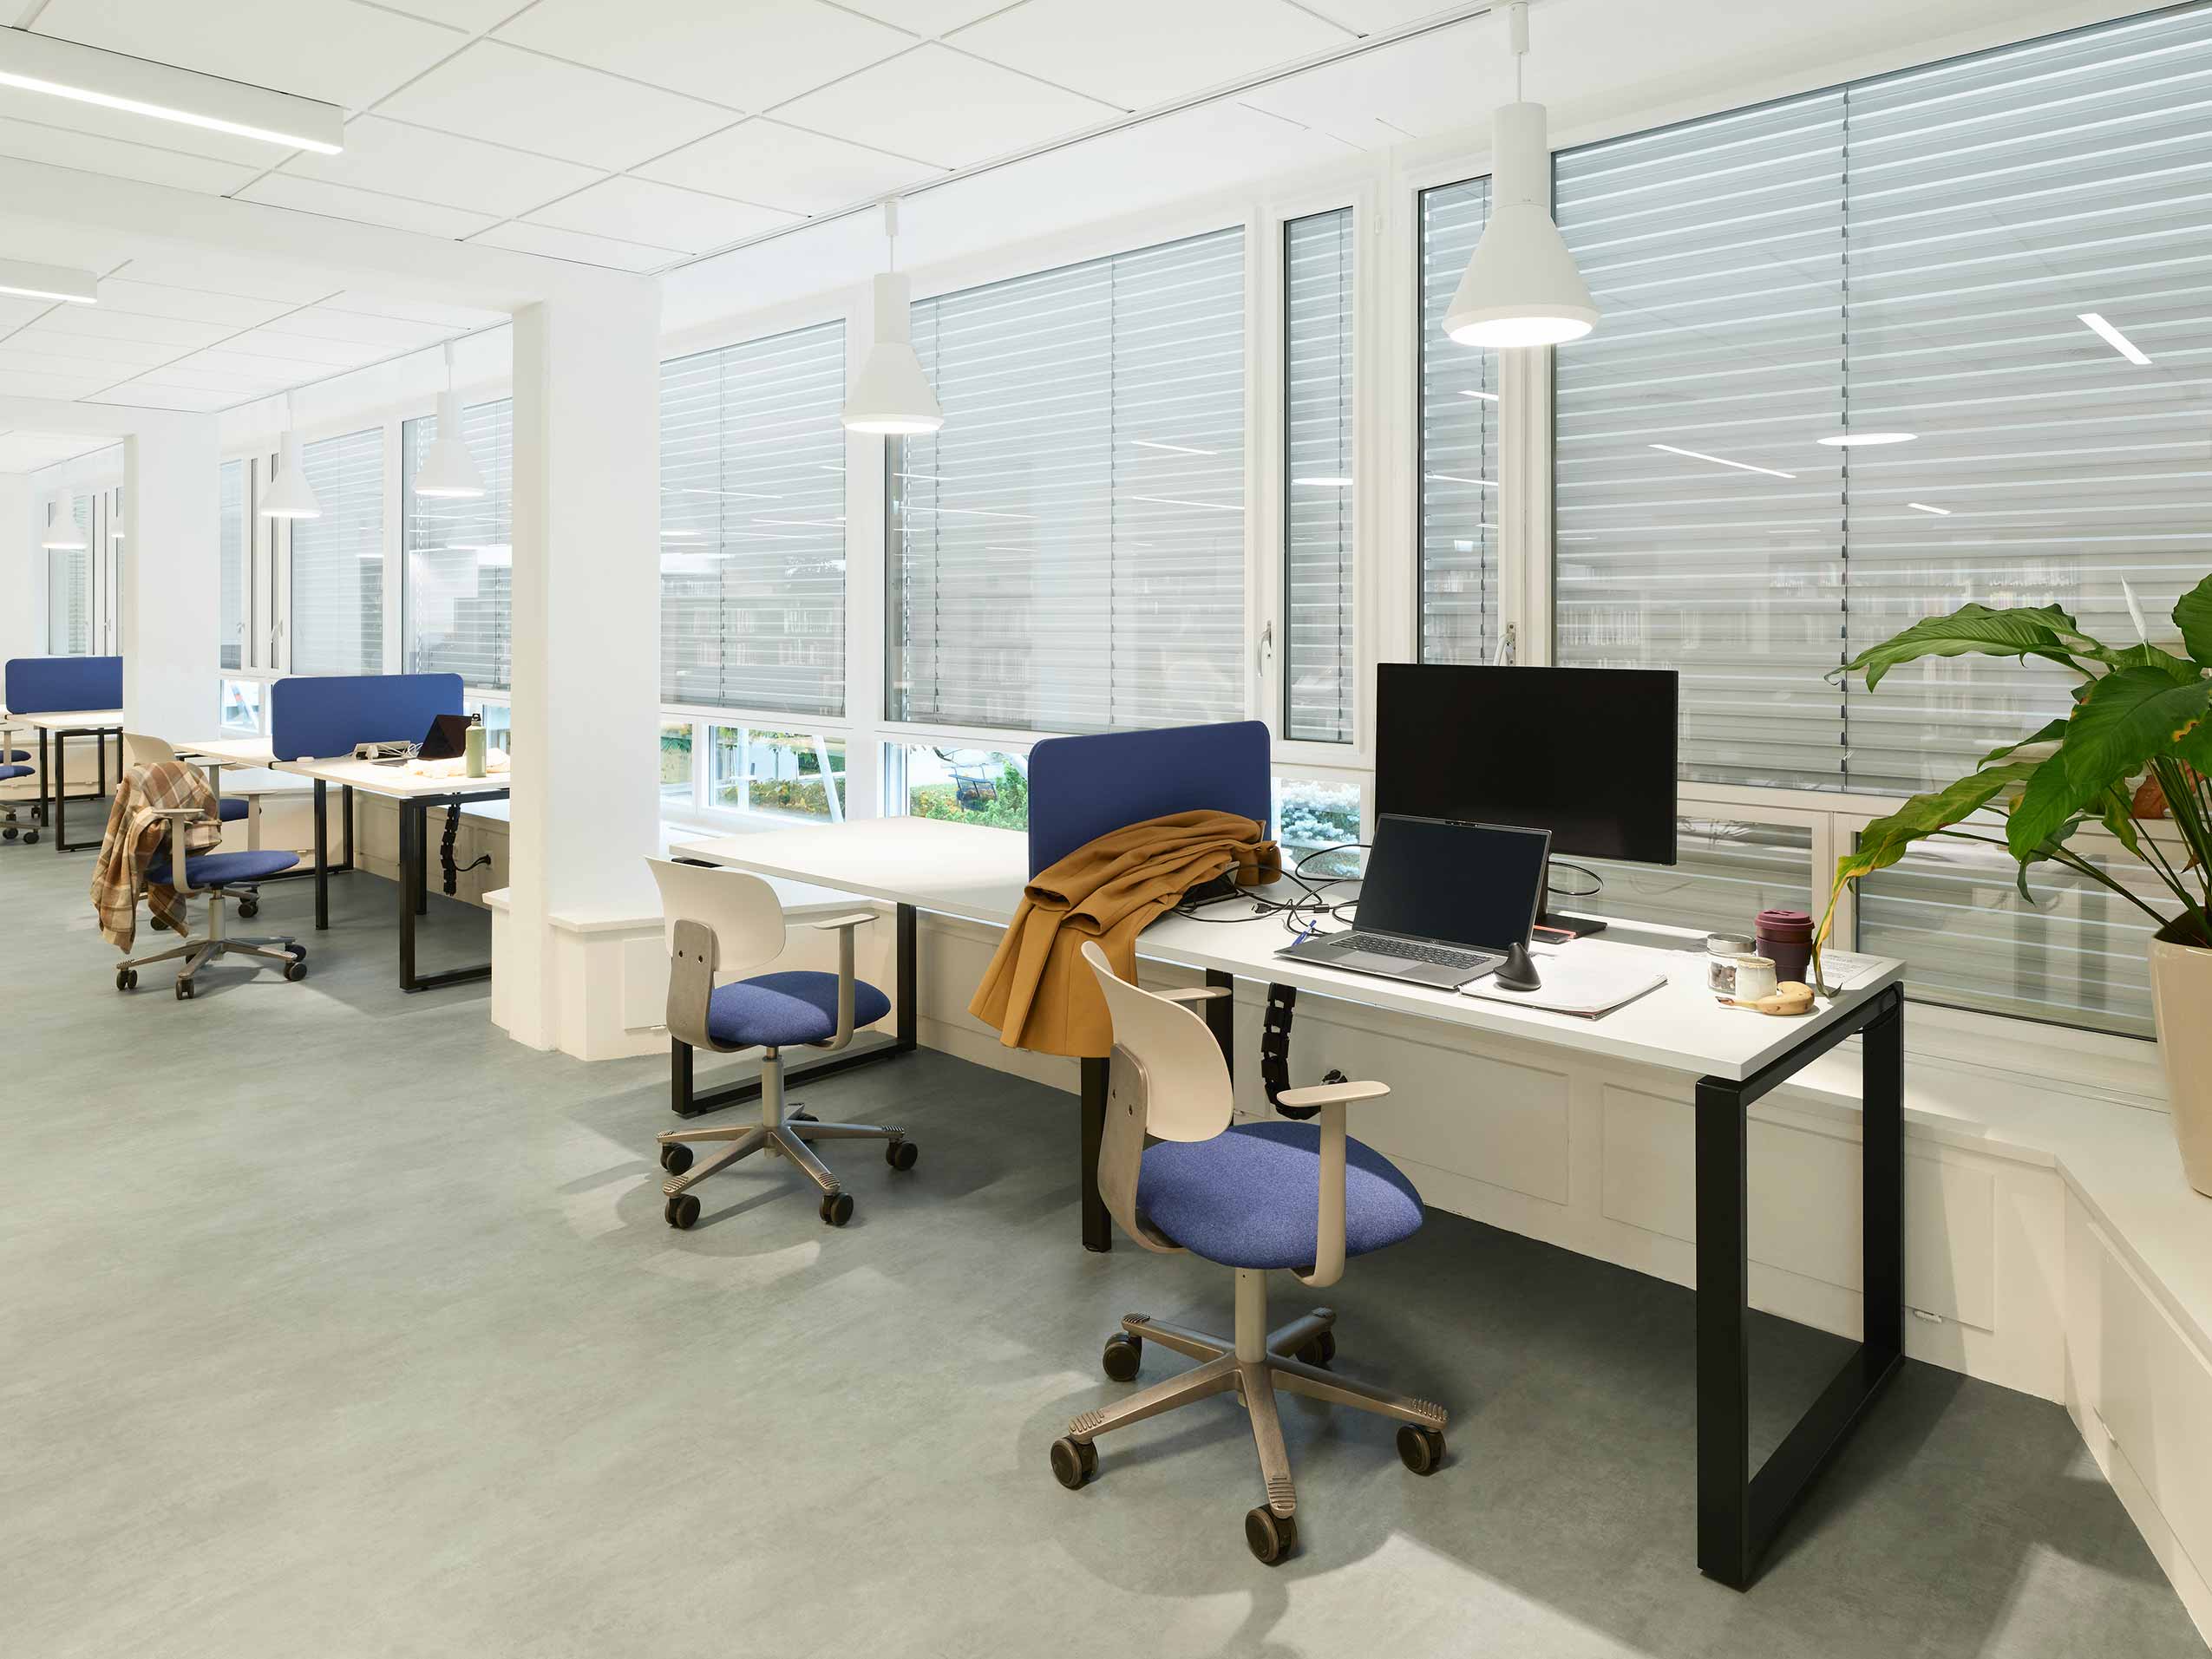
464, 712, 487, 778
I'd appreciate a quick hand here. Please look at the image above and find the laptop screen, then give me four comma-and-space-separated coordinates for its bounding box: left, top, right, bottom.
1354, 815, 1552, 950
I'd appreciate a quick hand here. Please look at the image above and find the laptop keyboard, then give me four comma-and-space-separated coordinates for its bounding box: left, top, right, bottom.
1331, 932, 1490, 969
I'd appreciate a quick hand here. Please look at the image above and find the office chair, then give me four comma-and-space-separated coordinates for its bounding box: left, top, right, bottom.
0, 757, 31, 846
1047, 942, 1447, 1564
122, 734, 262, 915
114, 804, 308, 1001
647, 858, 916, 1230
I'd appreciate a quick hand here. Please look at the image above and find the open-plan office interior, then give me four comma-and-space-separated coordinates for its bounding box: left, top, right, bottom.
4, 0, 2212, 1653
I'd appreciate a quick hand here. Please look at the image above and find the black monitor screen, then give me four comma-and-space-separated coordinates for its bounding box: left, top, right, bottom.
1374, 664, 1679, 865
1357, 816, 1552, 950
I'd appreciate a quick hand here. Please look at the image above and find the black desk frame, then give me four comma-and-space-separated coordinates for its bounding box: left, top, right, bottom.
38, 722, 119, 854
671, 902, 919, 1117
311, 779, 502, 993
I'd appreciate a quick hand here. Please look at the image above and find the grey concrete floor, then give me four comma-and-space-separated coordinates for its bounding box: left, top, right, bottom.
2, 837, 2202, 1659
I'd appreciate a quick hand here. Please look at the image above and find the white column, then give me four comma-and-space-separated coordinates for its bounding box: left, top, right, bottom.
0, 474, 34, 670
503, 282, 662, 1051
122, 419, 221, 736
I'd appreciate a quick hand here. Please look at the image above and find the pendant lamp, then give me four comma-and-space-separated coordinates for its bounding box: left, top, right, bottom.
414, 342, 487, 499
1443, 2, 1598, 349
842, 199, 944, 435
40, 500, 86, 550
259, 393, 322, 520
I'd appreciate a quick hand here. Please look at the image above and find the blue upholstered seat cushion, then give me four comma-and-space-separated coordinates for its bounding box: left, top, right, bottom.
0, 762, 29, 781
218, 796, 248, 822
146, 848, 300, 886
1136, 1120, 1424, 1270
3, 748, 25, 762
706, 971, 892, 1051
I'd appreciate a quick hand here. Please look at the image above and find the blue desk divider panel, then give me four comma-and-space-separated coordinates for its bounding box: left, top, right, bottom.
4, 655, 122, 715
271, 673, 465, 761
1024, 720, 1272, 878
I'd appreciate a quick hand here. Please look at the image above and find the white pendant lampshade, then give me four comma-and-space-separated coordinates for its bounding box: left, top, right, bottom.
40, 500, 86, 551
843, 199, 944, 435
414, 343, 487, 499
1443, 4, 1598, 349
259, 416, 322, 520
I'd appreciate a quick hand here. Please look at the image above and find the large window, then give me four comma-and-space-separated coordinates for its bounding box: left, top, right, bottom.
1284, 207, 1356, 743
289, 428, 384, 676
45, 498, 89, 656
404, 399, 514, 691
660, 321, 847, 718
1417, 177, 1498, 665
889, 226, 1247, 735
1550, 5, 2212, 1034
219, 460, 245, 671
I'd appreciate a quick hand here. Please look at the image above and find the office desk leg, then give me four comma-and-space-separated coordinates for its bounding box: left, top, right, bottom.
50, 729, 65, 852
398, 800, 420, 990
36, 728, 50, 827
312, 781, 330, 930
672, 900, 923, 1118
1696, 986, 1905, 1590
1080, 1055, 1111, 1252
1205, 970, 1234, 1078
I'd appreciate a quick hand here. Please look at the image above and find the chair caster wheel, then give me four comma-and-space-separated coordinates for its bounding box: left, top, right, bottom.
1397, 1425, 1445, 1475
1246, 1506, 1297, 1564
115, 968, 138, 991
1102, 1333, 1142, 1382
1049, 1436, 1096, 1490
659, 1142, 694, 1174
23, 830, 38, 845
284, 959, 307, 982
285, 944, 306, 963
664, 1192, 700, 1230
1, 827, 14, 841
886, 1138, 918, 1171
1295, 1329, 1336, 1367
174, 977, 194, 1001
819, 1192, 854, 1227
239, 899, 259, 919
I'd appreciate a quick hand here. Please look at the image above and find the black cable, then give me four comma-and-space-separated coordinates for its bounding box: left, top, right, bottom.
1546, 858, 1603, 898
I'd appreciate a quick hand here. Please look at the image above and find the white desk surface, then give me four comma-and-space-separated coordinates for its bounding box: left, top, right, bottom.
10, 709, 122, 731
179, 736, 276, 767
273, 754, 514, 800
678, 817, 1903, 1083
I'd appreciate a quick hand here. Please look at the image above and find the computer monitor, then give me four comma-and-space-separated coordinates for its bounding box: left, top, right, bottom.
1374, 663, 1679, 868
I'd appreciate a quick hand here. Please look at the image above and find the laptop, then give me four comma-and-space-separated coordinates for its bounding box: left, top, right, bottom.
1277, 814, 1551, 990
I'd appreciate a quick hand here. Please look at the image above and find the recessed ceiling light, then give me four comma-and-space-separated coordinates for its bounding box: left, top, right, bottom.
1649, 442, 1796, 480
0, 257, 96, 305
0, 28, 344, 153
2077, 311, 2151, 366
1907, 502, 1951, 515
1816, 431, 1916, 447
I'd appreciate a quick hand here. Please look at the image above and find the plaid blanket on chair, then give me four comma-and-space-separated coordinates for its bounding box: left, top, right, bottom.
89, 761, 223, 952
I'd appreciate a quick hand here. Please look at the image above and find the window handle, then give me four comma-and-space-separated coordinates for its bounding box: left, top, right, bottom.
1256, 619, 1274, 678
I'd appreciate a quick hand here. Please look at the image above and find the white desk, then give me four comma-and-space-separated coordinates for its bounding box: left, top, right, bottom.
10, 708, 123, 853
274, 755, 511, 993
684, 815, 1908, 1590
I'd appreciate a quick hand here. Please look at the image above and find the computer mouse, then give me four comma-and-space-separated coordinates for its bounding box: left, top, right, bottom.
1493, 940, 1543, 991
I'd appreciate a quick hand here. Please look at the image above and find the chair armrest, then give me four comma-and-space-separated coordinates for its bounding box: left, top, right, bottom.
152, 807, 205, 897
1275, 1079, 1390, 1110
805, 911, 879, 931
1158, 985, 1232, 1004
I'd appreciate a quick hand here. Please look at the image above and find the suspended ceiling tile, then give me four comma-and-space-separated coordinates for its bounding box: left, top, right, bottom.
34, 0, 465, 112
376, 41, 736, 170
102, 251, 336, 305
499, 0, 911, 113
953, 0, 1352, 108
638, 118, 943, 217
1239, 20, 1495, 146
0, 297, 50, 332
257, 306, 456, 349
0, 432, 115, 471
219, 326, 395, 368
467, 221, 681, 273
238, 174, 498, 240
93, 280, 295, 328
23, 309, 234, 349
322, 291, 507, 331
86, 383, 239, 411
0, 114, 260, 193
525, 175, 798, 254
280, 114, 604, 219
132, 364, 298, 395
370, 0, 520, 29
187, 345, 383, 380
4, 323, 178, 368
0, 369, 111, 399
0, 344, 146, 381
1295, 0, 1471, 30
835, 0, 1012, 35
773, 42, 1119, 169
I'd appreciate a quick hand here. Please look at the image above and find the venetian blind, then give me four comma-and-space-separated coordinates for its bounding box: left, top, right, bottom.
403, 399, 514, 691
1417, 176, 1500, 665
1285, 206, 1355, 744
289, 428, 383, 676
659, 321, 847, 717
219, 460, 245, 670
889, 226, 1246, 734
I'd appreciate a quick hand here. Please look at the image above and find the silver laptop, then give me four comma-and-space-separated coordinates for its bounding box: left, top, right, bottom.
1277, 815, 1552, 990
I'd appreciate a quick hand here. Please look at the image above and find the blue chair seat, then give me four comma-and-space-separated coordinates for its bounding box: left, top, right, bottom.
218, 796, 249, 822
3, 748, 25, 762
706, 970, 891, 1050
1136, 1120, 1424, 1270
0, 763, 29, 782
146, 849, 300, 887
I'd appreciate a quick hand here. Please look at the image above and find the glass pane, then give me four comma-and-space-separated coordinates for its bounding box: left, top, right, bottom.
1284, 207, 1355, 743
902, 745, 1030, 829
1417, 177, 1499, 665
219, 679, 264, 736
405, 401, 514, 691
1273, 776, 1364, 878
290, 428, 384, 676
463, 697, 512, 759
1563, 820, 1814, 939
710, 728, 844, 824
219, 460, 245, 670
1855, 837, 2162, 1038
658, 721, 695, 810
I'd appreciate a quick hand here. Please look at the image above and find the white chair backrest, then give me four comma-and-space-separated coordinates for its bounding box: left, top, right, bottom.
121, 733, 177, 770
1080, 942, 1233, 1144
647, 858, 787, 977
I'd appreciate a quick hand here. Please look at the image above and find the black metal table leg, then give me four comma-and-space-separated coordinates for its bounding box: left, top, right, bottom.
36, 727, 50, 827
50, 728, 65, 852
1205, 969, 1234, 1078
1696, 985, 1906, 1590
1080, 1054, 1111, 1252
397, 789, 505, 993
896, 902, 918, 1055
312, 780, 330, 930
342, 785, 354, 870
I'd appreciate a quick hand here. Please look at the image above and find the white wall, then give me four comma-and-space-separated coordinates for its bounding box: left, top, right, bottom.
122, 421, 220, 737
0, 474, 33, 670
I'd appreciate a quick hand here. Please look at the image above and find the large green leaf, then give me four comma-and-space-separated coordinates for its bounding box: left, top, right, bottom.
2005, 755, 2084, 859
1836, 761, 2039, 885
1839, 603, 2097, 691
2059, 666, 2212, 796
1979, 715, 2069, 767
2093, 641, 2202, 682
2176, 574, 2212, 668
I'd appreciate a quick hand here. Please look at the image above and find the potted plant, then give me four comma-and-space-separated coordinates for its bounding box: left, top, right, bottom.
1818, 577, 2212, 1196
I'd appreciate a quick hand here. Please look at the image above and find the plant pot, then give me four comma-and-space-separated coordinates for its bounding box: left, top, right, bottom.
2150, 918, 2212, 1199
